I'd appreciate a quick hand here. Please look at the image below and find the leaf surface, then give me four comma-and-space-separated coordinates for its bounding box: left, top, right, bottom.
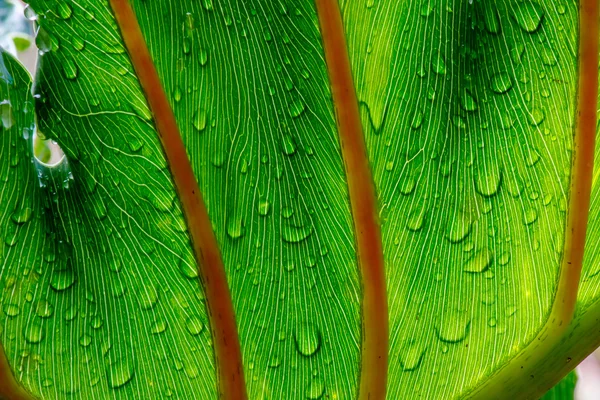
0, 0, 594, 398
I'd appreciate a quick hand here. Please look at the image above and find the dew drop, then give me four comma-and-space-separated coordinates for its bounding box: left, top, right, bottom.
57, 2, 73, 19
512, 1, 544, 33
464, 247, 493, 273
528, 108, 545, 126
294, 322, 321, 357
523, 207, 538, 225
107, 358, 134, 389
483, 5, 501, 34
258, 200, 271, 216
79, 334, 92, 347
185, 315, 204, 336
282, 223, 313, 243
11, 207, 33, 224
305, 378, 325, 399
475, 165, 502, 197
50, 269, 75, 291
281, 134, 296, 155
193, 109, 207, 131
460, 90, 478, 112
62, 58, 78, 80
289, 99, 305, 118
399, 339, 426, 371
137, 285, 159, 310
24, 319, 44, 344
436, 312, 470, 343
446, 213, 472, 243
406, 208, 426, 232
3, 303, 20, 317
490, 72, 512, 94
411, 111, 423, 129
431, 53, 446, 75
35, 300, 54, 318
151, 319, 167, 334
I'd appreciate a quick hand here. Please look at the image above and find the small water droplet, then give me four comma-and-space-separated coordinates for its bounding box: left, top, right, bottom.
431, 53, 446, 75
488, 317, 497, 327
281, 134, 297, 155
192, 108, 207, 131
24, 5, 38, 20
137, 285, 159, 310
79, 334, 92, 347
475, 165, 502, 197
528, 108, 545, 126
523, 207, 538, 225
151, 319, 167, 334
258, 200, 271, 216
406, 207, 426, 232
411, 111, 423, 129
62, 58, 78, 80
510, 44, 525, 64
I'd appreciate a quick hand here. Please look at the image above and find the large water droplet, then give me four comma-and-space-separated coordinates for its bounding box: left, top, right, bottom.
294, 322, 321, 357
35, 300, 54, 318
193, 109, 207, 131
3, 303, 20, 317
137, 285, 159, 310
399, 339, 426, 371
11, 207, 33, 224
57, 2, 73, 19
305, 378, 325, 399
406, 207, 426, 232
289, 99, 305, 118
24, 319, 44, 344
475, 165, 502, 197
490, 72, 512, 94
512, 1, 544, 33
464, 247, 493, 273
483, 5, 501, 34
50, 268, 75, 291
446, 213, 472, 243
436, 312, 470, 343
282, 223, 313, 243
185, 315, 204, 336
107, 358, 134, 389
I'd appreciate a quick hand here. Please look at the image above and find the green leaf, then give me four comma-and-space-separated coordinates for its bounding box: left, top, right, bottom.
0, 0, 595, 399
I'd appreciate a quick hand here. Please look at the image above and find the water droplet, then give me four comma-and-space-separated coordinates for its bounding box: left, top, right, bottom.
446, 213, 472, 243
11, 207, 33, 224
281, 134, 297, 155
411, 111, 423, 129
512, 1, 545, 33
475, 165, 502, 197
460, 90, 478, 111
151, 319, 167, 334
258, 200, 271, 216
35, 300, 54, 318
185, 315, 204, 335
24, 5, 38, 21
79, 334, 92, 347
498, 252, 511, 266
226, 215, 245, 239
431, 53, 446, 75
192, 109, 207, 131
91, 315, 103, 329
420, 3, 433, 17
541, 46, 557, 66
71, 36, 85, 51
483, 5, 501, 34
282, 223, 313, 243
289, 99, 305, 118
528, 108, 545, 126
436, 312, 470, 343
173, 86, 182, 102
137, 285, 159, 310
491, 72, 512, 94
107, 358, 134, 389
399, 339, 426, 371
199, 48, 208, 66
0, 102, 13, 129
202, 0, 214, 11
57, 2, 72, 19
24, 319, 44, 344
406, 208, 426, 232
62, 58, 78, 80
464, 247, 493, 273
510, 44, 525, 64
488, 317, 497, 327
268, 355, 281, 368
50, 269, 75, 291
451, 115, 466, 129
523, 207, 538, 225
305, 378, 325, 399
3, 303, 20, 317
294, 322, 321, 357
